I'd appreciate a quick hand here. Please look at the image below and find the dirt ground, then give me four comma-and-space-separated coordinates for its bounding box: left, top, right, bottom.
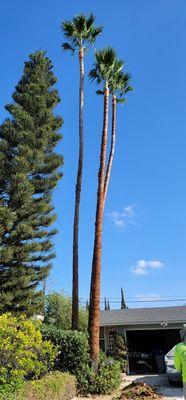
76, 374, 184, 400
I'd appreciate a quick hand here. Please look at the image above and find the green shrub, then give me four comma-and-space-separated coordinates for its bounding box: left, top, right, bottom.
0, 372, 76, 400
0, 313, 57, 385
0, 378, 24, 400
41, 325, 121, 395
108, 333, 128, 372
93, 356, 121, 394
41, 324, 89, 374
78, 354, 121, 395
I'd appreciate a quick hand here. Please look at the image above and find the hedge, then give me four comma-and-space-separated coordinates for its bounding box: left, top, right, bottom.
41, 324, 89, 374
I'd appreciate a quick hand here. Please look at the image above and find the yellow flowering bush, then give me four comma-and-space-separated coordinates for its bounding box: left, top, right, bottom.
0, 313, 58, 384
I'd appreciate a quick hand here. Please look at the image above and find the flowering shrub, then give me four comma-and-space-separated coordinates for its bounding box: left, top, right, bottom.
0, 313, 57, 384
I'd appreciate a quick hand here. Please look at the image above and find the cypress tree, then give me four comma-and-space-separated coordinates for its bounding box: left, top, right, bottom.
121, 286, 127, 309
104, 297, 107, 310
0, 51, 63, 315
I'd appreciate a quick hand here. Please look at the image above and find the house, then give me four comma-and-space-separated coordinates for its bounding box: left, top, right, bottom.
100, 305, 186, 374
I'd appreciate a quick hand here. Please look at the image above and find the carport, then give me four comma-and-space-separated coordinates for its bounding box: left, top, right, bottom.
100, 306, 186, 374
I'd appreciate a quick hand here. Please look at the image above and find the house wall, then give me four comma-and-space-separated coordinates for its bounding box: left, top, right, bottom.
101, 323, 184, 354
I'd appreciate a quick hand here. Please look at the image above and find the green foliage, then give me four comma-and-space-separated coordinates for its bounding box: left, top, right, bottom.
77, 354, 121, 395
0, 313, 57, 385
41, 325, 121, 395
121, 287, 127, 309
89, 47, 122, 85
0, 372, 76, 400
41, 324, 89, 374
62, 13, 103, 52
108, 333, 128, 372
0, 51, 63, 315
44, 292, 88, 331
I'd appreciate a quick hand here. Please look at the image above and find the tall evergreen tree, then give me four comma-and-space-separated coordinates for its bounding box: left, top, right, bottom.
62, 14, 102, 330
121, 287, 127, 309
0, 51, 63, 315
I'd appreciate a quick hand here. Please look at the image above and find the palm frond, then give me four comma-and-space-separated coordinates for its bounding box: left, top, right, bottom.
73, 14, 86, 34
62, 42, 75, 54
86, 13, 95, 30
89, 26, 103, 43
62, 21, 75, 38
96, 90, 104, 95
116, 98, 126, 104
89, 67, 102, 84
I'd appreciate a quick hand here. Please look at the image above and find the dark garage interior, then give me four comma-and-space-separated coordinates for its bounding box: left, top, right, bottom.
126, 329, 180, 374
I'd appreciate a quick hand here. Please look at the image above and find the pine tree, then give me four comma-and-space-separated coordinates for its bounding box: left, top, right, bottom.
0, 51, 63, 315
121, 287, 127, 309
107, 300, 110, 310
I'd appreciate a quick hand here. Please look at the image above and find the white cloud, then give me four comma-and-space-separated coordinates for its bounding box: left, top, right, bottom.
131, 259, 164, 276
108, 205, 135, 228
148, 260, 164, 269
115, 219, 125, 227
136, 294, 163, 301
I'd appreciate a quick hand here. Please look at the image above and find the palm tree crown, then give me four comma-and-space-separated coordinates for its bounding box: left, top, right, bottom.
62, 14, 103, 53
89, 47, 123, 87
110, 68, 133, 103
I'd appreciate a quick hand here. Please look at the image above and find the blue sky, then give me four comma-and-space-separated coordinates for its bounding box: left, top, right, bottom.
1, 0, 186, 308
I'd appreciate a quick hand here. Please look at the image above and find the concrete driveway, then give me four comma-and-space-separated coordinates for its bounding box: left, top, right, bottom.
124, 374, 183, 399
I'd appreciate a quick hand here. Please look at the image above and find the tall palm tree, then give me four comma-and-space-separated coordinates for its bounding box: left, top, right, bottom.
62, 14, 103, 330
103, 68, 132, 203
88, 48, 123, 366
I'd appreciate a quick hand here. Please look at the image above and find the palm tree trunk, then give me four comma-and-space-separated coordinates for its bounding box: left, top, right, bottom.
103, 94, 116, 204
72, 47, 84, 330
89, 83, 109, 367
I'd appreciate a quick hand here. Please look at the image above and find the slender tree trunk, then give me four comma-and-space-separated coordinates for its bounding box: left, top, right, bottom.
103, 94, 116, 204
89, 83, 109, 367
72, 47, 84, 330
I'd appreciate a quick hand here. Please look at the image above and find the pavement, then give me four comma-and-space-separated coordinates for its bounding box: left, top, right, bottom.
124, 374, 184, 399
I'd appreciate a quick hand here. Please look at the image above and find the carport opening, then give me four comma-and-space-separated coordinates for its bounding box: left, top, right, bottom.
126, 329, 180, 374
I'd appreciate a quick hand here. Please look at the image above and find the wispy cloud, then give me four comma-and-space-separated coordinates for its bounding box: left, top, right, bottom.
135, 294, 164, 301
131, 259, 164, 276
108, 205, 135, 228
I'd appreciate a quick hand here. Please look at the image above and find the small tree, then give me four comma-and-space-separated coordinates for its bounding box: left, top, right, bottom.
44, 292, 88, 332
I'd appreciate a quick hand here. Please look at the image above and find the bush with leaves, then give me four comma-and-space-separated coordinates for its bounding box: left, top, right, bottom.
41, 324, 89, 374
41, 325, 121, 395
77, 353, 121, 395
44, 292, 88, 331
0, 313, 57, 385
108, 332, 128, 372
